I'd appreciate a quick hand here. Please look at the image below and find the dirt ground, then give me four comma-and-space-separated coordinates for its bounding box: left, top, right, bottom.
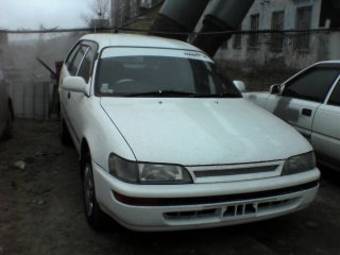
1, 119, 340, 255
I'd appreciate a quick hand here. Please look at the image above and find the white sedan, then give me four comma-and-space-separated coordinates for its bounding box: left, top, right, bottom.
59, 33, 320, 232
244, 61, 340, 172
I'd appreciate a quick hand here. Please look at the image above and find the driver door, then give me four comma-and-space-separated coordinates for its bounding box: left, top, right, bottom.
265, 66, 340, 140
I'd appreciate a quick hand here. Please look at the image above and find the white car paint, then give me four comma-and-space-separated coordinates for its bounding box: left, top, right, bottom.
245, 61, 340, 172
59, 34, 320, 231
100, 97, 309, 165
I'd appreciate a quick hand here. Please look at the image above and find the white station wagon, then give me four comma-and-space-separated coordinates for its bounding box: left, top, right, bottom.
59, 33, 320, 232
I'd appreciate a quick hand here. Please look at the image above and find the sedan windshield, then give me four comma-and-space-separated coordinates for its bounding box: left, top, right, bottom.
96, 49, 241, 98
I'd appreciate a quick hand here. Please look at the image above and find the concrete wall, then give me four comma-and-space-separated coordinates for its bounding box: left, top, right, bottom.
328, 31, 340, 60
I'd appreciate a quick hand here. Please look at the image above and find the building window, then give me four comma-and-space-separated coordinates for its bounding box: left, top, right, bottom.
295, 6, 312, 51
221, 40, 228, 50
249, 14, 260, 49
271, 11, 285, 52
233, 26, 242, 49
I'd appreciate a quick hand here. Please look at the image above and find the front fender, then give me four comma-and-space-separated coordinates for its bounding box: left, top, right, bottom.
80, 98, 136, 172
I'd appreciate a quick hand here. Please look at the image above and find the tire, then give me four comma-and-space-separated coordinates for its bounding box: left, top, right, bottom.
82, 152, 107, 230
60, 119, 72, 146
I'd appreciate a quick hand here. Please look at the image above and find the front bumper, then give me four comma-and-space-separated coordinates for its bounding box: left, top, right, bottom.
92, 162, 320, 232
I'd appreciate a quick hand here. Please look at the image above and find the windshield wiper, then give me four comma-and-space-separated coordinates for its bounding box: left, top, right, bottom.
125, 90, 197, 98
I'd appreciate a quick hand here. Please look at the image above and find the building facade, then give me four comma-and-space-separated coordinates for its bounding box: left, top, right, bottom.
216, 0, 340, 70
111, 0, 162, 27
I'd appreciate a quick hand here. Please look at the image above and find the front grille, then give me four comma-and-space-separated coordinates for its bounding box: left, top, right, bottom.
194, 165, 278, 178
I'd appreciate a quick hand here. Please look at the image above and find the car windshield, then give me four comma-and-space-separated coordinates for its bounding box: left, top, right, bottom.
95, 48, 241, 98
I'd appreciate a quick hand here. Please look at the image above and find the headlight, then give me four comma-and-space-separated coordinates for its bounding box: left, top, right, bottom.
282, 152, 316, 175
109, 154, 193, 184
109, 154, 139, 183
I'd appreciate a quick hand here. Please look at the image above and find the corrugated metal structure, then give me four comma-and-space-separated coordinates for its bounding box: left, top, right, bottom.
10, 81, 52, 120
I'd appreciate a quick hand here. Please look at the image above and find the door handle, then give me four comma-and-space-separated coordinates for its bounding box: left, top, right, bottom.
302, 108, 312, 117
68, 91, 71, 99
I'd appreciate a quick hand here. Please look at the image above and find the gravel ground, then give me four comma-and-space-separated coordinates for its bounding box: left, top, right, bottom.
1, 119, 340, 255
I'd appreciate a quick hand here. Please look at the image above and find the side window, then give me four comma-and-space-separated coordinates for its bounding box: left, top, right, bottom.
68, 45, 89, 76
65, 44, 80, 67
282, 68, 340, 102
78, 47, 97, 83
328, 79, 340, 107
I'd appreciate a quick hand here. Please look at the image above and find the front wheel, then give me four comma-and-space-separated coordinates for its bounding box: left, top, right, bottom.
82, 152, 107, 230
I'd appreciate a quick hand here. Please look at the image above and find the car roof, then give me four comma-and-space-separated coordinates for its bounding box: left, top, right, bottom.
310, 60, 340, 69
81, 33, 201, 52
315, 60, 340, 66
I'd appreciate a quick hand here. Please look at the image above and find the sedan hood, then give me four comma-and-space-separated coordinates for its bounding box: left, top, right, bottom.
101, 98, 311, 166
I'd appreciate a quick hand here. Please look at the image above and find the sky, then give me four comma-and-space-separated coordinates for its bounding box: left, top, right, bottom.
0, 0, 99, 30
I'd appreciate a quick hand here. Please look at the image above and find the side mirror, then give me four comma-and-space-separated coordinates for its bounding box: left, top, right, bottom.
233, 80, 246, 93
270, 84, 281, 94
61, 76, 89, 96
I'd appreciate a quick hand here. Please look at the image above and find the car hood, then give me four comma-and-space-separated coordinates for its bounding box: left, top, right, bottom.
100, 98, 311, 166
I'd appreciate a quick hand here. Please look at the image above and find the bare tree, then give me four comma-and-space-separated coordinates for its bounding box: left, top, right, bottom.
81, 0, 111, 28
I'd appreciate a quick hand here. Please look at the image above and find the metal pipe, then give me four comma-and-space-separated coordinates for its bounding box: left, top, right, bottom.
193, 0, 254, 56
150, 0, 210, 41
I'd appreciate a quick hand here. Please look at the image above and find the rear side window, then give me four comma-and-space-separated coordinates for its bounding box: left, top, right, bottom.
68, 45, 89, 76
65, 44, 80, 67
78, 47, 97, 83
328, 80, 340, 106
282, 67, 340, 103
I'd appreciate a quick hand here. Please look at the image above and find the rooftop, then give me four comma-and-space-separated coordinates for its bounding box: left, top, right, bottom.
81, 33, 199, 51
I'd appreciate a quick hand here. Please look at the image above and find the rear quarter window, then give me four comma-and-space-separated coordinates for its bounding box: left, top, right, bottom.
66, 45, 89, 76
328, 80, 340, 107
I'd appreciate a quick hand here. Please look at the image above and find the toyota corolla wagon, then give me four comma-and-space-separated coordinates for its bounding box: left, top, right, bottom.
59, 33, 320, 232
